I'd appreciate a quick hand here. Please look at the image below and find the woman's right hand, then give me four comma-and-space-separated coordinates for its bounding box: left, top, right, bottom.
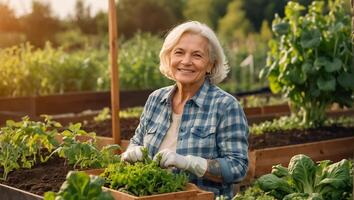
121, 145, 144, 163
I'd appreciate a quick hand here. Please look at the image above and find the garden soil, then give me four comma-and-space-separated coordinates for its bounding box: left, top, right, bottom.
1, 118, 353, 196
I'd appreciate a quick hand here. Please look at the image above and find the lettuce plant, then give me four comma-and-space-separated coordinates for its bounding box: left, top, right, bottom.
44, 171, 114, 200
256, 154, 353, 199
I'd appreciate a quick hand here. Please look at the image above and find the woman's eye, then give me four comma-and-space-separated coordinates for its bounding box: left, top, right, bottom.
174, 51, 182, 55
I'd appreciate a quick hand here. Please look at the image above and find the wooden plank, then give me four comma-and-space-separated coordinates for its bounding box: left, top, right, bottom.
0, 96, 32, 113
35, 91, 110, 115
262, 104, 290, 115
244, 107, 262, 116
252, 136, 354, 177
0, 183, 43, 200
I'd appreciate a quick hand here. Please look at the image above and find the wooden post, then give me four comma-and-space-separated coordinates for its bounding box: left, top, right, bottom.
108, 0, 120, 145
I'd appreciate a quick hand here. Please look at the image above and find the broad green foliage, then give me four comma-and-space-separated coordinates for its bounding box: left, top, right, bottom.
0, 117, 120, 181
256, 154, 353, 199
260, 0, 353, 127
102, 147, 188, 196
44, 171, 114, 200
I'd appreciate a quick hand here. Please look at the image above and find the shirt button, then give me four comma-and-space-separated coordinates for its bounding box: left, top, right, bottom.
180, 127, 185, 132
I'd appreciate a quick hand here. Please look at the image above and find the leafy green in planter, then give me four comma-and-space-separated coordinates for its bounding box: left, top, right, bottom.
44, 171, 114, 200
256, 154, 353, 200
101, 147, 189, 196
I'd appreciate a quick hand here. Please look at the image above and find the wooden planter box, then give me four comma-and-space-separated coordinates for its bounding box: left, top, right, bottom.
242, 136, 354, 184
85, 169, 214, 200
0, 183, 43, 200
0, 90, 153, 126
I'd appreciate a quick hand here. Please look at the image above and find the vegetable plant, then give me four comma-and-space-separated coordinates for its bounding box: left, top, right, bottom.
46, 123, 120, 169
260, 0, 353, 127
0, 116, 60, 180
256, 154, 353, 199
0, 117, 120, 180
44, 171, 114, 200
101, 147, 189, 196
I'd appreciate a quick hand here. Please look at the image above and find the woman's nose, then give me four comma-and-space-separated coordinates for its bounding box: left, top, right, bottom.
181, 54, 192, 65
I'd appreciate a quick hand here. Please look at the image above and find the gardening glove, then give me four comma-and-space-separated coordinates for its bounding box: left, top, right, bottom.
121, 145, 143, 163
154, 149, 207, 177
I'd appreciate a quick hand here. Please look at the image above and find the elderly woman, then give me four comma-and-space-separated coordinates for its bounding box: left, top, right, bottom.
122, 21, 249, 198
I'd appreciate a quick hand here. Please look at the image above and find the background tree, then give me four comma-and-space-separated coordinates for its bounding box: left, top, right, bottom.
0, 3, 21, 32
74, 0, 97, 35
183, 0, 215, 28
116, 0, 182, 38
218, 0, 253, 42
20, 1, 61, 47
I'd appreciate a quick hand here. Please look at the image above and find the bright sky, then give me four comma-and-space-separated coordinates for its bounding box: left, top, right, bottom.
6, 0, 108, 19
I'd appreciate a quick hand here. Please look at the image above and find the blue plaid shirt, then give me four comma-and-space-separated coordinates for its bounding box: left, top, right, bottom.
129, 79, 249, 198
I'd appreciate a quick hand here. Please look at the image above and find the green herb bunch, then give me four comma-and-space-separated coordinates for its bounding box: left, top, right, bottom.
102, 147, 189, 196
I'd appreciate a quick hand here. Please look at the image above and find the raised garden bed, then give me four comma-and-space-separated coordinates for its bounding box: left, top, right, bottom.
85, 169, 214, 200
1, 109, 353, 198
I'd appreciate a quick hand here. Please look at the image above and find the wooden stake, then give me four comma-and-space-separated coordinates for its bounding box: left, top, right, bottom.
108, 0, 120, 145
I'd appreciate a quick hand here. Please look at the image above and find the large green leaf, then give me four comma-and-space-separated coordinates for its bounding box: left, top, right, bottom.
302, 62, 316, 74
289, 66, 306, 84
288, 154, 316, 193
272, 22, 290, 36
300, 29, 321, 48
337, 72, 354, 89
314, 57, 330, 70
324, 58, 342, 72
317, 75, 336, 91
268, 71, 282, 93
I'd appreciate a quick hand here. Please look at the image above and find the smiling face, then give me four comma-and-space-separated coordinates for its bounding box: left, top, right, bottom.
169, 32, 212, 89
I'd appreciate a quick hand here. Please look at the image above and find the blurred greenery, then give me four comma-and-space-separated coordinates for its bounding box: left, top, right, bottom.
1, 0, 349, 97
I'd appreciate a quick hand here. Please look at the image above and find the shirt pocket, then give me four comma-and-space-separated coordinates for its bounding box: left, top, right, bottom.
191, 126, 216, 138
143, 122, 159, 147
190, 126, 216, 153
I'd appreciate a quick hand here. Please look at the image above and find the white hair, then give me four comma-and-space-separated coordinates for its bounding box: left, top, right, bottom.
159, 21, 229, 84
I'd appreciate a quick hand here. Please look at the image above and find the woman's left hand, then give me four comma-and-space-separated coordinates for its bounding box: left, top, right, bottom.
154, 149, 208, 177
